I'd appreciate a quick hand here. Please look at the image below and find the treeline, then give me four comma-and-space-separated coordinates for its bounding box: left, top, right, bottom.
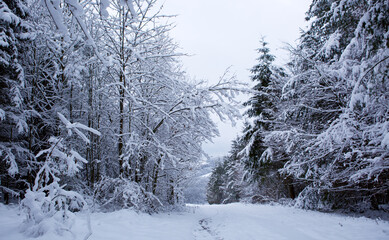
0, 0, 242, 234
207, 0, 389, 212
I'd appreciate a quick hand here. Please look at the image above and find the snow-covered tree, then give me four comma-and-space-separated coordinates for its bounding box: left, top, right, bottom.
0, 0, 34, 204
207, 160, 228, 204
217, 0, 388, 212
0, 0, 244, 224
280, 0, 389, 211
240, 40, 292, 201
87, 0, 245, 208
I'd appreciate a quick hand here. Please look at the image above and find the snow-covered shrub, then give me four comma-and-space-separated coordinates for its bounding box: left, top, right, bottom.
294, 186, 332, 212
21, 182, 86, 237
93, 177, 162, 213
20, 113, 99, 237
278, 198, 296, 207
250, 194, 274, 204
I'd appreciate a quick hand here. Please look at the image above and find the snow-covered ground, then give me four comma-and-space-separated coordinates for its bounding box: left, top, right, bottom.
1, 203, 389, 240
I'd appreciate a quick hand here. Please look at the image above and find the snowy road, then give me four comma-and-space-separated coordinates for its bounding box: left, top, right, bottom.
1, 203, 389, 240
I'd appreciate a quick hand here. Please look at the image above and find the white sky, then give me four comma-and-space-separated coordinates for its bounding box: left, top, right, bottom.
161, 0, 312, 157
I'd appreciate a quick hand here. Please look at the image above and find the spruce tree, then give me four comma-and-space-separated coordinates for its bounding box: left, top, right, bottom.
242, 39, 286, 186
207, 160, 227, 204
0, 0, 33, 204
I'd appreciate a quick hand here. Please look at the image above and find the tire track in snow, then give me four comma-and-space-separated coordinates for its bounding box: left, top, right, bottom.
194, 217, 223, 240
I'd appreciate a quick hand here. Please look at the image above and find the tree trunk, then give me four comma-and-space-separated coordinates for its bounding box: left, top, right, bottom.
88, 65, 95, 187
152, 158, 162, 195
118, 6, 126, 176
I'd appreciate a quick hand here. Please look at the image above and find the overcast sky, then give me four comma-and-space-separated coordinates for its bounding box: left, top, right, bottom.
161, 0, 312, 157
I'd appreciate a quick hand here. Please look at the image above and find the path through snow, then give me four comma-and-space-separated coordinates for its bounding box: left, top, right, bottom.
1, 203, 389, 240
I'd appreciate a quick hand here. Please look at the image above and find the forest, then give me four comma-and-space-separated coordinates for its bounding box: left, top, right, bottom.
0, 0, 388, 238
207, 0, 389, 213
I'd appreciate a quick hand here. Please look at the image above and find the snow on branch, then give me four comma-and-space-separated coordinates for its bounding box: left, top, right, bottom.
0, 1, 21, 25
121, 0, 138, 20
21, 113, 99, 237
0, 109, 5, 121
0, 145, 18, 176
43, 0, 106, 63
43, 0, 69, 41
198, 68, 250, 124
58, 112, 101, 144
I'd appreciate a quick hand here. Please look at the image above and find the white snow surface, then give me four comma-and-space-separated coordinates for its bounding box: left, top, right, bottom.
1, 203, 389, 240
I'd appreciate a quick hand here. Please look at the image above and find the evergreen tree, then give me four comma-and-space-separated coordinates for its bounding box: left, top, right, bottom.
209, 0, 388, 213
280, 0, 389, 211
240, 39, 291, 200
0, 0, 33, 204
207, 160, 227, 204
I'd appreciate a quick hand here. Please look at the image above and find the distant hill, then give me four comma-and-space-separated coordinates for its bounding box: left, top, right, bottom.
183, 157, 223, 204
